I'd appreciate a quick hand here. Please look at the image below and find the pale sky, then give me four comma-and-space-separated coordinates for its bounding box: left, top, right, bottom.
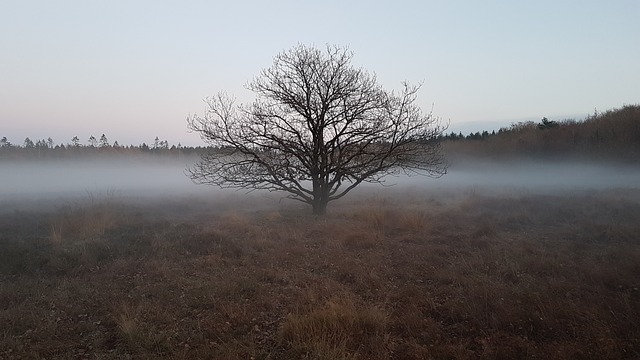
1, 0, 638, 147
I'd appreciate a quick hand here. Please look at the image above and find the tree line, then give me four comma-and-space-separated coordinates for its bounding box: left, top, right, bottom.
441, 117, 565, 141
2, 134, 176, 150
442, 104, 640, 161
3, 104, 637, 163
0, 134, 210, 159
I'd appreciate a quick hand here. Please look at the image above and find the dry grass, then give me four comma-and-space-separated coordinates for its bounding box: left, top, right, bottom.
47, 194, 119, 246
116, 306, 141, 344
280, 295, 389, 359
49, 222, 63, 244
1, 188, 639, 359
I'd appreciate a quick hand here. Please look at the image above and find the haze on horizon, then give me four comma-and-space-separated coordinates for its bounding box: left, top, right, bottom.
1, 1, 639, 147
2, 156, 639, 214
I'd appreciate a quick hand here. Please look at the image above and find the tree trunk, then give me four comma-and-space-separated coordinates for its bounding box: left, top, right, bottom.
312, 198, 328, 215
311, 178, 329, 215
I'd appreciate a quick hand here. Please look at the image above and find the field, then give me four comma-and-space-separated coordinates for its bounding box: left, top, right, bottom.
1, 186, 639, 359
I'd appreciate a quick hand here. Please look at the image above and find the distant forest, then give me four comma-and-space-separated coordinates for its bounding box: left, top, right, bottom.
2, 104, 639, 162
0, 134, 205, 159
443, 104, 640, 162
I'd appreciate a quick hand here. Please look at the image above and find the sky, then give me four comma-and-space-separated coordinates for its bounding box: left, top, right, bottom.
1, 0, 639, 147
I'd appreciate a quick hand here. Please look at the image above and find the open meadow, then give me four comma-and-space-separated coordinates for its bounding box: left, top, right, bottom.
1, 181, 639, 359
3, 5, 639, 358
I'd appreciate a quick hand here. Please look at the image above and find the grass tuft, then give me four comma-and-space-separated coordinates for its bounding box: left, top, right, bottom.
279, 296, 388, 359
116, 307, 141, 344
49, 222, 63, 244
342, 229, 381, 250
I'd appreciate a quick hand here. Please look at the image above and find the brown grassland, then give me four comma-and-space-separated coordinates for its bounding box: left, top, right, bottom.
1, 185, 639, 359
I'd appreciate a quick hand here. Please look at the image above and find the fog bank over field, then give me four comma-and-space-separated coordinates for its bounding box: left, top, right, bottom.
425, 159, 640, 191
1, 157, 201, 212
1, 157, 198, 196
2, 157, 640, 212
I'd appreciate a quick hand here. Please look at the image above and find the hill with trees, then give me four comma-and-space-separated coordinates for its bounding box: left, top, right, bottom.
442, 104, 640, 163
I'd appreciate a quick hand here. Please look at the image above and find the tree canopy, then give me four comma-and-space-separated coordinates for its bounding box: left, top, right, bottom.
187, 44, 446, 214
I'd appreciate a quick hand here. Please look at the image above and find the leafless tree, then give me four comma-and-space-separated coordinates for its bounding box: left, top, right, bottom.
187, 44, 446, 215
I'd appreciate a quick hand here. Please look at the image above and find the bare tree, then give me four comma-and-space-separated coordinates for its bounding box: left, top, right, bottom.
187, 44, 446, 215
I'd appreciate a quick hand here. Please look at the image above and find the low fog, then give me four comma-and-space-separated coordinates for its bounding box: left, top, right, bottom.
0, 157, 202, 213
2, 158, 196, 196
398, 159, 640, 191
2, 156, 640, 213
